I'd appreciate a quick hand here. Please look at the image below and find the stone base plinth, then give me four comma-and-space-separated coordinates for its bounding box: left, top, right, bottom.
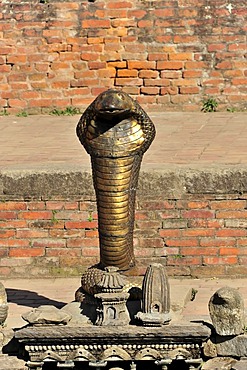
15, 323, 210, 369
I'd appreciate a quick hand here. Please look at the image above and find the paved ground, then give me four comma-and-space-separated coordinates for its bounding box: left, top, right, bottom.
0, 112, 247, 171
1, 277, 247, 329
1, 111, 247, 329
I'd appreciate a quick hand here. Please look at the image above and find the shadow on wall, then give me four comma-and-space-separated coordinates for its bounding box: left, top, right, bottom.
6, 288, 66, 308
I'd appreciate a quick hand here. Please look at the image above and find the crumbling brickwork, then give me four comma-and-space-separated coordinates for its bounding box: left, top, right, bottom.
0, 0, 246, 113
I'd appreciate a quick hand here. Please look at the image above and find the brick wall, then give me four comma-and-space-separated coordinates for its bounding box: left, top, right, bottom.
0, 0, 246, 114
1, 192, 247, 278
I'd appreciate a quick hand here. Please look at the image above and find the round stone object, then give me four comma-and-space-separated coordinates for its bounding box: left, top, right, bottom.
209, 286, 244, 336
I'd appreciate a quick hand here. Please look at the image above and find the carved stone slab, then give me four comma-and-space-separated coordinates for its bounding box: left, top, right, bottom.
15, 323, 210, 367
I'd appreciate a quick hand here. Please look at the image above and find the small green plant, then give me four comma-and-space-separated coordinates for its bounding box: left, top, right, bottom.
87, 211, 93, 222
201, 97, 218, 113
50, 106, 80, 116
227, 107, 237, 113
51, 210, 58, 224
16, 110, 28, 117
173, 254, 184, 259
0, 109, 9, 116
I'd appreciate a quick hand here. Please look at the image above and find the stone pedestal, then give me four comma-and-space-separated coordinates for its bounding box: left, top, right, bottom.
15, 323, 210, 369
95, 292, 130, 326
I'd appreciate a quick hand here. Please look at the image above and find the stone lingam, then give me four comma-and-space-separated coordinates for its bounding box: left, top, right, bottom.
15, 90, 210, 370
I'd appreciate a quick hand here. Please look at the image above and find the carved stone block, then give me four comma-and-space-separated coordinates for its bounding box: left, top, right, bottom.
136, 263, 171, 326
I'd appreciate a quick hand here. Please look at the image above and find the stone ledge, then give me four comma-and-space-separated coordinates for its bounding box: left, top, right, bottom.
16, 323, 211, 341
1, 166, 247, 199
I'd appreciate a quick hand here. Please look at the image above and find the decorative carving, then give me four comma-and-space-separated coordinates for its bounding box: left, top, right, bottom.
97, 266, 126, 293
135, 348, 161, 360
95, 267, 130, 326
76, 89, 155, 294
68, 347, 96, 362
168, 348, 191, 360
136, 263, 171, 326
41, 350, 62, 362
102, 346, 131, 361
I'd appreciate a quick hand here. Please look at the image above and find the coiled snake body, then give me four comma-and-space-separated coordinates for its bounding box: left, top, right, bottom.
76, 90, 155, 294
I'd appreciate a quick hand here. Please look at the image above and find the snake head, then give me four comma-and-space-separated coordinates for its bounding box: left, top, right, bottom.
94, 89, 135, 120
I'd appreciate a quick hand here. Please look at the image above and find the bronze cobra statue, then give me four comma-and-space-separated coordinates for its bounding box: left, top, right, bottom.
76, 89, 155, 294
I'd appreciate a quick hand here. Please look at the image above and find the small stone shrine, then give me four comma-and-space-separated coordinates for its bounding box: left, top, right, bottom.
15, 90, 211, 370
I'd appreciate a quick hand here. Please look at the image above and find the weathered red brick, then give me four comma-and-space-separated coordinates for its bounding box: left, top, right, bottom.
203, 256, 238, 265
67, 238, 99, 248
208, 44, 226, 52
7, 55, 27, 64
185, 61, 207, 70
0, 230, 15, 238
182, 210, 215, 219
128, 61, 156, 70
180, 86, 200, 94
0, 211, 17, 220
182, 229, 215, 237
183, 70, 202, 78
160, 86, 178, 95
153, 9, 175, 17
167, 255, 202, 266
169, 53, 193, 61
181, 246, 218, 255
219, 247, 240, 255
159, 229, 181, 238
81, 20, 110, 29
165, 239, 198, 247
117, 69, 138, 77
139, 70, 159, 78
0, 220, 27, 229
141, 87, 160, 95
216, 229, 246, 237
216, 211, 247, 219
9, 248, 45, 257
115, 78, 143, 86
18, 211, 52, 220
144, 78, 170, 87
200, 238, 235, 247
137, 20, 153, 28
0, 202, 26, 211
157, 61, 184, 70
161, 71, 182, 79
65, 221, 98, 229
85, 230, 99, 238
16, 229, 48, 238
